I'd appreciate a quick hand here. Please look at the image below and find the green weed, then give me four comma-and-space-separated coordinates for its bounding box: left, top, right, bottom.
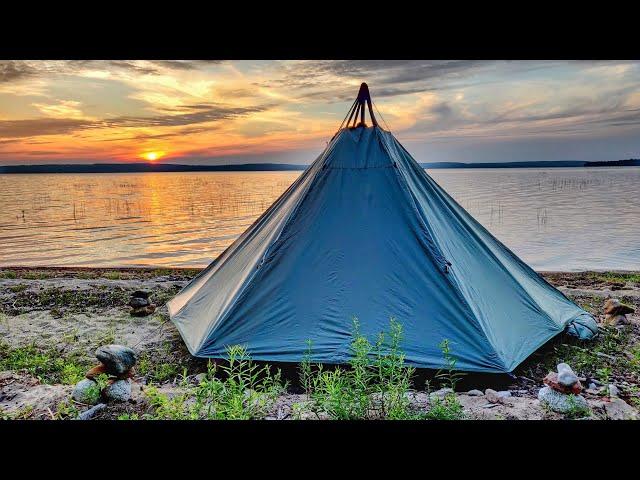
435, 339, 465, 391
8, 284, 28, 293
54, 400, 80, 420
117, 413, 140, 420
0, 341, 90, 385
564, 395, 592, 419
425, 393, 465, 420
144, 345, 286, 420
301, 319, 417, 420
102, 271, 123, 280
592, 272, 640, 285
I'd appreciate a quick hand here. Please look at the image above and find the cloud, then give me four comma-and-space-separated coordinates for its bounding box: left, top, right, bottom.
0, 60, 224, 85
148, 60, 225, 70
32, 100, 87, 119
0, 61, 38, 83
105, 60, 225, 75
0, 118, 91, 138
0, 102, 275, 139
301, 60, 488, 85
98, 103, 275, 129
258, 60, 498, 102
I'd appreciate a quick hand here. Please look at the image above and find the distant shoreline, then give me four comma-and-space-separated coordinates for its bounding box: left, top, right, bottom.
0, 159, 638, 174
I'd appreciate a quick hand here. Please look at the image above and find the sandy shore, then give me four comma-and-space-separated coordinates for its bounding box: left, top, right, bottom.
1, 267, 639, 420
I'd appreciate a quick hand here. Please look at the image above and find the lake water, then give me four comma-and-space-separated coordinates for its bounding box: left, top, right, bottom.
0, 167, 638, 271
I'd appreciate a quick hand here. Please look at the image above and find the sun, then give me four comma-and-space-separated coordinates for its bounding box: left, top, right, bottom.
142, 151, 164, 162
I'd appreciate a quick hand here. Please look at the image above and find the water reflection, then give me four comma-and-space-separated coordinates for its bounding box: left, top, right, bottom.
0, 167, 638, 271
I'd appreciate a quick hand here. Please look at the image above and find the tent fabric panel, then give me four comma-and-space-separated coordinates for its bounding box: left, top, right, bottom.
198, 158, 505, 371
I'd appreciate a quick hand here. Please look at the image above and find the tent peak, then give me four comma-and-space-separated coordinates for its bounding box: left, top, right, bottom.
346, 82, 378, 128
357, 82, 371, 103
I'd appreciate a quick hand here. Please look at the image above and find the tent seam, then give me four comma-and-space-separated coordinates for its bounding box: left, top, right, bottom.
196, 134, 342, 353
378, 129, 508, 371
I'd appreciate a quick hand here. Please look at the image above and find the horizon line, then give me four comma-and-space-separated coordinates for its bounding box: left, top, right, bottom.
1, 158, 639, 174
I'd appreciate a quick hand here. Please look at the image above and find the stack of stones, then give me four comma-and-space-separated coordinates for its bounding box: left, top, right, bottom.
603, 298, 635, 326
538, 363, 589, 413
72, 345, 137, 405
129, 290, 156, 317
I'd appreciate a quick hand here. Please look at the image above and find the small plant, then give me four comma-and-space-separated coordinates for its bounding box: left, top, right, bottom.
8, 284, 28, 293
102, 271, 123, 280
193, 346, 286, 419
144, 346, 286, 420
299, 339, 314, 397
0, 341, 90, 385
301, 319, 417, 420
564, 395, 591, 419
371, 319, 415, 419
596, 366, 612, 396
54, 400, 79, 420
425, 393, 465, 420
94, 373, 110, 391
80, 373, 110, 405
137, 349, 187, 385
290, 402, 311, 420
152, 363, 180, 383
593, 272, 640, 286
95, 326, 116, 346
61, 328, 80, 344
435, 339, 465, 391
117, 413, 140, 420
60, 363, 85, 385
21, 271, 49, 280
145, 385, 194, 420
627, 385, 640, 408
3, 405, 35, 420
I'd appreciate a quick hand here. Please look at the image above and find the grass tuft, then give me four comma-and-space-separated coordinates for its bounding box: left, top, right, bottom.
425, 393, 465, 420
299, 318, 419, 420
0, 341, 90, 385
143, 347, 286, 420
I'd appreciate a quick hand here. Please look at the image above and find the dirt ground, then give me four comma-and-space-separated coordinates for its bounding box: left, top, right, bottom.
1, 267, 639, 420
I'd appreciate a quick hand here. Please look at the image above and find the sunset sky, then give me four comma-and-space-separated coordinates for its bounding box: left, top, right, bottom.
1, 60, 640, 165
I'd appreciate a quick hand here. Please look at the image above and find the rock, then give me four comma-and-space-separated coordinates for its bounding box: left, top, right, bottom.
467, 389, 484, 396
557, 363, 579, 388
603, 397, 638, 420
538, 386, 589, 414
194, 373, 207, 384
103, 379, 131, 402
603, 314, 628, 326
588, 382, 597, 390
95, 344, 137, 375
77, 403, 106, 420
603, 299, 634, 325
607, 384, 620, 397
543, 372, 582, 394
497, 391, 512, 399
485, 389, 503, 404
129, 297, 149, 308
85, 363, 108, 379
72, 378, 100, 405
429, 388, 454, 401
132, 290, 151, 299
604, 298, 635, 316
130, 304, 156, 317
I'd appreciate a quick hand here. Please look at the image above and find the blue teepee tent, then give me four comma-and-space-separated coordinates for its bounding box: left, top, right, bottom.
167, 83, 597, 373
